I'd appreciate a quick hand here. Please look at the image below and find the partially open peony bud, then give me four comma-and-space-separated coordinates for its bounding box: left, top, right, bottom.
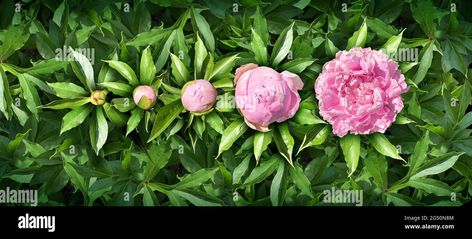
181, 80, 217, 114
315, 47, 409, 137
234, 64, 304, 132
90, 90, 107, 106
133, 85, 157, 110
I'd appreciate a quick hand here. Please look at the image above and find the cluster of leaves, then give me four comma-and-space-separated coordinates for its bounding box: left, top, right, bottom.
0, 0, 471, 206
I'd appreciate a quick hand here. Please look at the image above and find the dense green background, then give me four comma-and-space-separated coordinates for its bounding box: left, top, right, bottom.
0, 0, 471, 206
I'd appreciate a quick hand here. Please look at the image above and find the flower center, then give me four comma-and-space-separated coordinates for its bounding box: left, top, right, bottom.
340, 76, 377, 111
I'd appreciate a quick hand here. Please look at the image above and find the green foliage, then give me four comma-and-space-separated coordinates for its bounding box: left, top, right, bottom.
0, 0, 471, 207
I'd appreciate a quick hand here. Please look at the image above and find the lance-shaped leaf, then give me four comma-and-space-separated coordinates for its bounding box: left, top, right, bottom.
251, 28, 268, 65
190, 8, 215, 52
140, 46, 156, 85
206, 54, 238, 81
42, 98, 91, 110
273, 123, 294, 166
148, 100, 184, 142
0, 65, 13, 119
48, 82, 88, 99
340, 134, 360, 177
90, 107, 108, 155
170, 53, 190, 86
70, 48, 96, 90
99, 82, 133, 97
368, 133, 404, 161
347, 19, 367, 50
60, 105, 93, 134
270, 22, 294, 67
217, 119, 248, 157
106, 60, 139, 86
194, 34, 208, 79
126, 108, 143, 136
253, 131, 272, 164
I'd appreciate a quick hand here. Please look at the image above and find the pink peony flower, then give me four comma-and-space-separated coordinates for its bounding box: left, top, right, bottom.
315, 47, 408, 137
234, 64, 304, 132
133, 85, 157, 110
181, 80, 217, 114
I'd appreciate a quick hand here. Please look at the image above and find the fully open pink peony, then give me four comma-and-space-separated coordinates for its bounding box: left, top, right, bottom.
235, 64, 303, 132
315, 47, 408, 137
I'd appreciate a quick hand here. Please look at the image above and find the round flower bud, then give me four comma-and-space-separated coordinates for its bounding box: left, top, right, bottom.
181, 80, 217, 114
90, 90, 107, 106
133, 85, 157, 110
